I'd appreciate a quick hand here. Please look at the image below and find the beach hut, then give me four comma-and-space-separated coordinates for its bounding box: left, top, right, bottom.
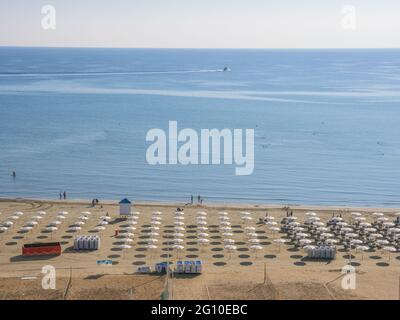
119, 198, 132, 216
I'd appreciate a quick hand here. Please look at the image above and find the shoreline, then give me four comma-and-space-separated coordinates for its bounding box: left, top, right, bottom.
1, 197, 399, 212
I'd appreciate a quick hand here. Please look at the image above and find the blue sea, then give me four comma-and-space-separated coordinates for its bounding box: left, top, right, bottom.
0, 47, 400, 207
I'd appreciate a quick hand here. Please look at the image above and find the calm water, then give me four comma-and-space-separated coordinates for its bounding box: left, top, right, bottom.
0, 47, 400, 207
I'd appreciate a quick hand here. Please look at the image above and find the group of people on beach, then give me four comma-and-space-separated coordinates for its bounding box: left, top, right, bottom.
59, 191, 67, 200
190, 195, 203, 205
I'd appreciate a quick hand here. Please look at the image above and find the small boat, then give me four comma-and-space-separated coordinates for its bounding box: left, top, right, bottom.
223, 67, 230, 72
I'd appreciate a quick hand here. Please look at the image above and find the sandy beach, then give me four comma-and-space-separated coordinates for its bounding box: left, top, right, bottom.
0, 198, 399, 300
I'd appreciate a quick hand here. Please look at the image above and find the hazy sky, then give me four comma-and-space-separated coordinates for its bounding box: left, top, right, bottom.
0, 0, 399, 48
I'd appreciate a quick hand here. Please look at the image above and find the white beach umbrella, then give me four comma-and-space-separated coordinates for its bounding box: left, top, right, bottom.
225, 244, 237, 251
25, 221, 38, 226
147, 244, 158, 250
222, 232, 233, 237
174, 226, 185, 231
383, 246, 397, 260
20, 226, 33, 232
148, 232, 159, 237
198, 232, 209, 238
149, 226, 160, 231
247, 232, 258, 238
3, 221, 13, 226
9, 215, 19, 220
173, 244, 184, 250
351, 212, 362, 217
370, 233, 383, 239
364, 227, 377, 233
0, 226, 8, 232
15, 211, 24, 216
49, 220, 62, 225
245, 227, 256, 231
81, 211, 91, 215
132, 211, 141, 215
119, 244, 132, 249
198, 226, 208, 231
197, 216, 207, 221
197, 220, 207, 225
174, 221, 185, 226
299, 238, 313, 245
264, 216, 275, 221
152, 216, 162, 221
122, 238, 134, 243
273, 238, 287, 253
359, 222, 372, 228
350, 239, 363, 245
174, 211, 185, 216
313, 222, 325, 227
345, 233, 359, 239
198, 238, 210, 244
241, 216, 253, 221
218, 216, 230, 221
74, 221, 85, 225
267, 221, 278, 226
37, 211, 47, 215
220, 221, 231, 226
218, 212, 229, 216
356, 245, 370, 260
383, 222, 395, 227
68, 226, 81, 232
250, 244, 263, 253
94, 226, 106, 231
325, 239, 339, 245
127, 221, 137, 226
59, 211, 69, 215
373, 212, 384, 217
124, 226, 136, 231
100, 216, 111, 221
320, 232, 334, 238
240, 211, 251, 216
376, 239, 390, 246
45, 226, 58, 232
174, 238, 184, 243
306, 212, 317, 216
197, 211, 207, 216
296, 232, 310, 239
99, 221, 109, 226
248, 238, 260, 244
341, 227, 354, 233
173, 233, 185, 238
122, 232, 135, 238
152, 211, 162, 215
220, 226, 232, 231
174, 216, 184, 221
147, 238, 158, 244
317, 227, 329, 232
56, 215, 66, 219
354, 217, 366, 222
293, 227, 306, 232
32, 215, 43, 220
79, 216, 89, 220
224, 238, 235, 244
377, 217, 389, 222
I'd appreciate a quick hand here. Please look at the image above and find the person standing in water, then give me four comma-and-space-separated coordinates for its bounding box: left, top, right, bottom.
63, 191, 67, 200
59, 192, 62, 200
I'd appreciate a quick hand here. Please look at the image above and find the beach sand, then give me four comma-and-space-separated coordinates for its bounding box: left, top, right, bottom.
0, 198, 399, 300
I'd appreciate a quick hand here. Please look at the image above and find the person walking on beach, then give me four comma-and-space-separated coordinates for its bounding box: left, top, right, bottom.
59, 192, 62, 200
12, 171, 16, 178
190, 195, 193, 205
63, 191, 66, 200
197, 195, 201, 204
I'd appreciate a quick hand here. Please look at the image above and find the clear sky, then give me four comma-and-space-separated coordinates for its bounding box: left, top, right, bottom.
0, 0, 399, 48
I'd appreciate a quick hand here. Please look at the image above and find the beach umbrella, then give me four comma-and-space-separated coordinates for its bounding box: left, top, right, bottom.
32, 215, 43, 220
350, 239, 363, 245
174, 238, 184, 243
174, 216, 184, 221
220, 221, 231, 226
303, 245, 317, 251
273, 238, 286, 253
317, 227, 329, 232
127, 216, 139, 221
15, 212, 24, 216
81, 211, 91, 215
264, 216, 275, 221
198, 238, 210, 244
224, 244, 237, 259
377, 217, 389, 222
68, 226, 81, 232
287, 216, 298, 221
59, 211, 69, 215
74, 221, 85, 225
313, 222, 325, 227
248, 238, 260, 244
94, 226, 106, 231
198, 226, 208, 231
9, 215, 19, 220
100, 216, 111, 221
79, 216, 89, 220
174, 211, 185, 216
364, 227, 377, 233
20, 226, 33, 232
345, 233, 359, 239
218, 216, 229, 221
306, 212, 317, 216
173, 233, 185, 238
267, 221, 278, 226
222, 232, 233, 237
325, 239, 339, 245
198, 232, 208, 238
389, 228, 400, 234
119, 244, 132, 249
127, 221, 137, 226
147, 238, 158, 244
296, 232, 310, 239
0, 226, 8, 233
224, 238, 235, 244
124, 226, 136, 231
359, 222, 372, 228
152, 211, 162, 215
218, 212, 229, 216
299, 238, 312, 246
148, 232, 159, 237
250, 245, 263, 258
220, 226, 232, 231
172, 244, 184, 251
122, 238, 134, 243
334, 217, 344, 222
147, 244, 157, 250
56, 215, 66, 219
197, 211, 207, 216
122, 232, 134, 238
247, 232, 258, 238
355, 245, 370, 260
99, 221, 109, 226
293, 227, 306, 232
241, 216, 253, 222
25, 221, 38, 227
351, 212, 362, 217
198, 220, 207, 225
3, 221, 13, 226
174, 226, 185, 231
373, 212, 384, 217
370, 233, 383, 239
197, 216, 207, 221
383, 246, 397, 260
383, 222, 395, 228
245, 227, 256, 231
308, 217, 321, 221
152, 216, 162, 221
149, 226, 160, 231
354, 217, 366, 222
376, 239, 390, 246
240, 211, 251, 216
269, 227, 280, 238
37, 211, 47, 215
174, 221, 185, 226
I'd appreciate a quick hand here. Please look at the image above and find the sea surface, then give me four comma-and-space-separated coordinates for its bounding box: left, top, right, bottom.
0, 47, 400, 207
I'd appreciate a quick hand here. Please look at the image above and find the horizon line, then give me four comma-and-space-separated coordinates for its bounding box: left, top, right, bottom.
1, 45, 400, 50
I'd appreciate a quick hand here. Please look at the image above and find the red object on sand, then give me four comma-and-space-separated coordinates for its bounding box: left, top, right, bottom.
22, 242, 61, 256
